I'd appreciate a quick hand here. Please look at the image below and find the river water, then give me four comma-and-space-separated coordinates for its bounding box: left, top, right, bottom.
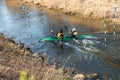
0, 0, 120, 79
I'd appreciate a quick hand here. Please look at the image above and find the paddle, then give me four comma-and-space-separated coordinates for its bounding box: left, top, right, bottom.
64, 25, 69, 34
64, 25, 72, 36
50, 28, 55, 36
51, 29, 53, 34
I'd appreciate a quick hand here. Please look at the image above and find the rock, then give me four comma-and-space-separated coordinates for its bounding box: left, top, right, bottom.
87, 73, 99, 79
91, 73, 99, 79
39, 55, 45, 62
36, 3, 40, 5
33, 53, 39, 57
6, 38, 15, 43
26, 47, 31, 51
73, 74, 85, 80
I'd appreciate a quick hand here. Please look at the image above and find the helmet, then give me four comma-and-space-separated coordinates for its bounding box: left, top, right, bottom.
60, 29, 63, 33
72, 28, 76, 32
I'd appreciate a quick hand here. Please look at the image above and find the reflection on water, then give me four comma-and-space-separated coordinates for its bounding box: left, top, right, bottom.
0, 0, 120, 79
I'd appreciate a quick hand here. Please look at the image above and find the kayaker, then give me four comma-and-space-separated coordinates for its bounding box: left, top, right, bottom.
71, 28, 78, 38
56, 29, 64, 40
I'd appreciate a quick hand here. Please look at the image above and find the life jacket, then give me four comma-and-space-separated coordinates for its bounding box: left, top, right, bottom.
57, 32, 63, 39
72, 31, 78, 38
72, 31, 78, 36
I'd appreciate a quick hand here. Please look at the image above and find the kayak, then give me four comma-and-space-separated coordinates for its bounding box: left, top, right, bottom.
77, 34, 93, 39
39, 36, 72, 41
39, 34, 93, 42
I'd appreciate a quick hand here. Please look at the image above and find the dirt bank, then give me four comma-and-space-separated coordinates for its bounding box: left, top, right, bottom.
0, 33, 75, 80
24, 0, 120, 19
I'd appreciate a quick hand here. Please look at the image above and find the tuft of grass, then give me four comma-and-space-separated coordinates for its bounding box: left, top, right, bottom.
0, 46, 4, 52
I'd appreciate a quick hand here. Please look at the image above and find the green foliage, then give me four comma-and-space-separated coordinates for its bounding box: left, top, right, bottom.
29, 75, 35, 80
19, 70, 27, 80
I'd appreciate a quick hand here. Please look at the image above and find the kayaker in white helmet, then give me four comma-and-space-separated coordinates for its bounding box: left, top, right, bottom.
71, 28, 78, 38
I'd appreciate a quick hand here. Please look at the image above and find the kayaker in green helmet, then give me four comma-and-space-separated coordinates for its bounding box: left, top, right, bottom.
71, 28, 78, 38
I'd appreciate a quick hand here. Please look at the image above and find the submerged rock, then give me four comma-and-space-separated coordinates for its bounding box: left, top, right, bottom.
87, 73, 99, 79
73, 74, 85, 80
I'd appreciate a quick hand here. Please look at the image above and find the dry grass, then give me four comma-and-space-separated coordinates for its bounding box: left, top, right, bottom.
28, 0, 120, 19
0, 33, 76, 80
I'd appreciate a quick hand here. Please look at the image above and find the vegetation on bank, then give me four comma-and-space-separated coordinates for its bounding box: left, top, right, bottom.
0, 33, 101, 80
0, 33, 74, 80
23, 0, 120, 20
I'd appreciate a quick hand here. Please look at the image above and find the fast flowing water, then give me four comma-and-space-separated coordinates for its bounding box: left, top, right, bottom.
0, 0, 120, 79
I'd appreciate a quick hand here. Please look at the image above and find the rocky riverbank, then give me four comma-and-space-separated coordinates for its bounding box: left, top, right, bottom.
0, 33, 101, 80
0, 33, 72, 80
